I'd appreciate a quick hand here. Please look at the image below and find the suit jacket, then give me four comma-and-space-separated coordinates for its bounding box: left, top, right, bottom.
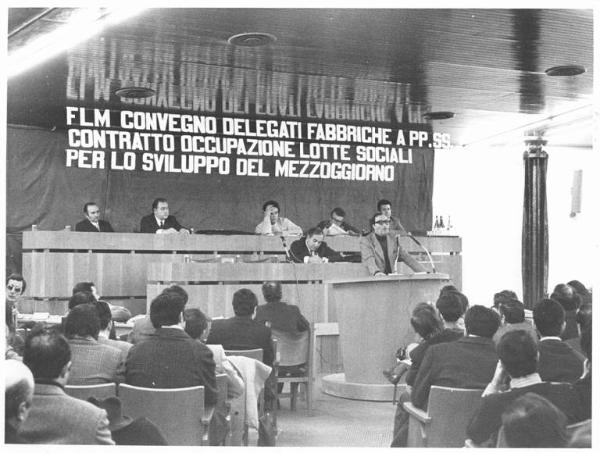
289, 237, 342, 263
125, 327, 218, 405
538, 338, 585, 383
206, 316, 274, 366
255, 301, 310, 336
466, 381, 584, 445
75, 218, 114, 232
411, 336, 498, 409
492, 321, 538, 346
140, 214, 184, 233
573, 373, 591, 419
67, 337, 125, 384
98, 336, 132, 355
18, 383, 114, 444
360, 231, 426, 275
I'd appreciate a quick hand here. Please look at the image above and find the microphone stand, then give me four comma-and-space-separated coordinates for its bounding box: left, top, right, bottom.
404, 233, 437, 273
280, 236, 292, 262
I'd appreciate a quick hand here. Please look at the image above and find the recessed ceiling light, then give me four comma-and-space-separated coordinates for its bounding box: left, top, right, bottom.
228, 32, 276, 47
115, 86, 155, 99
545, 65, 586, 77
423, 111, 455, 120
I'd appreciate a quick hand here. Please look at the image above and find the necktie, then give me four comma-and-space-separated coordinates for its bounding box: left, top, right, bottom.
160, 220, 164, 228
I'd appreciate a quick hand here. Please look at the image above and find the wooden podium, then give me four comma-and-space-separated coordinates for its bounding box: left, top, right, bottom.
322, 273, 450, 401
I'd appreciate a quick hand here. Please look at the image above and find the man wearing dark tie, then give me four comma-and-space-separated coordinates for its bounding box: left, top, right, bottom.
75, 202, 114, 232
139, 198, 189, 234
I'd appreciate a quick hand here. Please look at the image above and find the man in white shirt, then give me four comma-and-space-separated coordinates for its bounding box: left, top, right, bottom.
254, 200, 302, 236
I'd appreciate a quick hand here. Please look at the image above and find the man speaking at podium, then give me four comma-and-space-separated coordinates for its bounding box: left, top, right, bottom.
360, 213, 426, 276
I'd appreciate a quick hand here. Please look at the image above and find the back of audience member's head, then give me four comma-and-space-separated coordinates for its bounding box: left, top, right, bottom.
6, 273, 27, 294
161, 284, 189, 304
232, 289, 258, 316
501, 392, 568, 448
464, 305, 500, 338
580, 326, 591, 362
68, 291, 96, 310
567, 279, 592, 305
262, 282, 283, 303
410, 304, 442, 340
493, 289, 518, 309
498, 299, 525, 324
550, 283, 581, 311
497, 330, 538, 378
436, 292, 464, 322
150, 291, 187, 328
568, 420, 592, 448
533, 298, 565, 337
64, 304, 101, 340
575, 301, 592, 332
5, 359, 34, 425
183, 308, 209, 340
448, 290, 469, 314
95, 300, 112, 331
23, 326, 71, 379
72, 281, 94, 295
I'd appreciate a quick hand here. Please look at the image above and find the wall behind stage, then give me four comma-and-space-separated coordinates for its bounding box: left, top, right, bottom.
6, 124, 433, 245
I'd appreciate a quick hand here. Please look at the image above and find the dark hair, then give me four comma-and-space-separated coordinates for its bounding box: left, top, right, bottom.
410, 304, 443, 340
369, 212, 386, 226
445, 290, 469, 314
502, 393, 568, 448
306, 226, 323, 238
580, 326, 591, 361
493, 289, 518, 309
331, 207, 345, 217
23, 326, 71, 379
183, 308, 209, 340
436, 292, 464, 322
550, 283, 580, 311
497, 330, 538, 378
377, 199, 391, 211
68, 291, 97, 310
575, 301, 592, 331
152, 198, 168, 210
6, 273, 27, 294
95, 301, 112, 330
5, 374, 32, 421
567, 280, 592, 304
150, 291, 186, 328
64, 304, 101, 340
161, 285, 189, 304
439, 285, 458, 295
262, 200, 280, 212
83, 202, 98, 214
72, 281, 95, 295
498, 299, 525, 324
262, 281, 282, 303
232, 288, 258, 316
533, 299, 565, 337
464, 305, 500, 338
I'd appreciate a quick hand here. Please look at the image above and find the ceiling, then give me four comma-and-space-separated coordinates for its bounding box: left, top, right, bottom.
7, 8, 594, 149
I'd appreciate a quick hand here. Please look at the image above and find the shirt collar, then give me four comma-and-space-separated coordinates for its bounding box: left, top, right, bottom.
154, 215, 165, 225
161, 324, 183, 330
539, 336, 562, 341
510, 373, 542, 389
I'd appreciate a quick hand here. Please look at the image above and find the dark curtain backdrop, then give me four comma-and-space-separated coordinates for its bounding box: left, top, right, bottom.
6, 125, 434, 271
522, 147, 548, 309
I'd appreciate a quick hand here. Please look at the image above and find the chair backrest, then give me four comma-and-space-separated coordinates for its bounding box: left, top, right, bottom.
65, 383, 117, 401
119, 383, 205, 446
224, 348, 263, 362
271, 328, 309, 367
425, 386, 484, 447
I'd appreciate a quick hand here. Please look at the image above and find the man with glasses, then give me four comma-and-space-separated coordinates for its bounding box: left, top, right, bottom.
6, 274, 27, 332
317, 207, 361, 236
360, 214, 425, 276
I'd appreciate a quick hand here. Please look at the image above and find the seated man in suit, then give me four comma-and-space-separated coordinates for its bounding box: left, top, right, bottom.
18, 326, 114, 444
533, 298, 584, 383
360, 213, 426, 276
140, 198, 189, 234
289, 227, 342, 263
255, 281, 309, 337
75, 202, 114, 232
255, 200, 302, 236
125, 290, 217, 406
316, 207, 361, 236
63, 304, 125, 385
5, 359, 34, 443
95, 301, 132, 356
492, 298, 538, 345
466, 330, 584, 446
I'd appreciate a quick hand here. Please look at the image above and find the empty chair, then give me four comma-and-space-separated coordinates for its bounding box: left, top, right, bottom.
118, 384, 210, 446
64, 383, 117, 401
403, 386, 484, 447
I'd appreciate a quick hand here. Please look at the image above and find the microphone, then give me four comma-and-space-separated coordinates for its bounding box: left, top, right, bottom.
404, 233, 437, 274
280, 236, 292, 262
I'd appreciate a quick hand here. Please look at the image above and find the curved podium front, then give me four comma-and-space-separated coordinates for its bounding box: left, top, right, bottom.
322, 273, 450, 401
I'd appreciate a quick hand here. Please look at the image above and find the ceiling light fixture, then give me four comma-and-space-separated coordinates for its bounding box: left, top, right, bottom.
423, 111, 455, 120
545, 65, 586, 77
228, 32, 277, 47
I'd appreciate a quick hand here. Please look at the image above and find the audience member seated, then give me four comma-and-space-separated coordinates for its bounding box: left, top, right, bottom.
5, 359, 34, 443
289, 227, 342, 263
63, 304, 125, 385
255, 282, 310, 337
87, 396, 167, 445
567, 279, 592, 305
95, 301, 132, 355
6, 273, 27, 335
19, 326, 114, 444
377, 199, 408, 235
573, 326, 591, 420
501, 392, 568, 447
492, 298, 538, 345
565, 299, 592, 355
492, 289, 518, 312
550, 283, 581, 340
438, 285, 469, 330
533, 298, 584, 383
206, 289, 274, 367
316, 207, 361, 236
255, 200, 302, 236
72, 281, 131, 323
124, 290, 217, 405
466, 330, 583, 446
